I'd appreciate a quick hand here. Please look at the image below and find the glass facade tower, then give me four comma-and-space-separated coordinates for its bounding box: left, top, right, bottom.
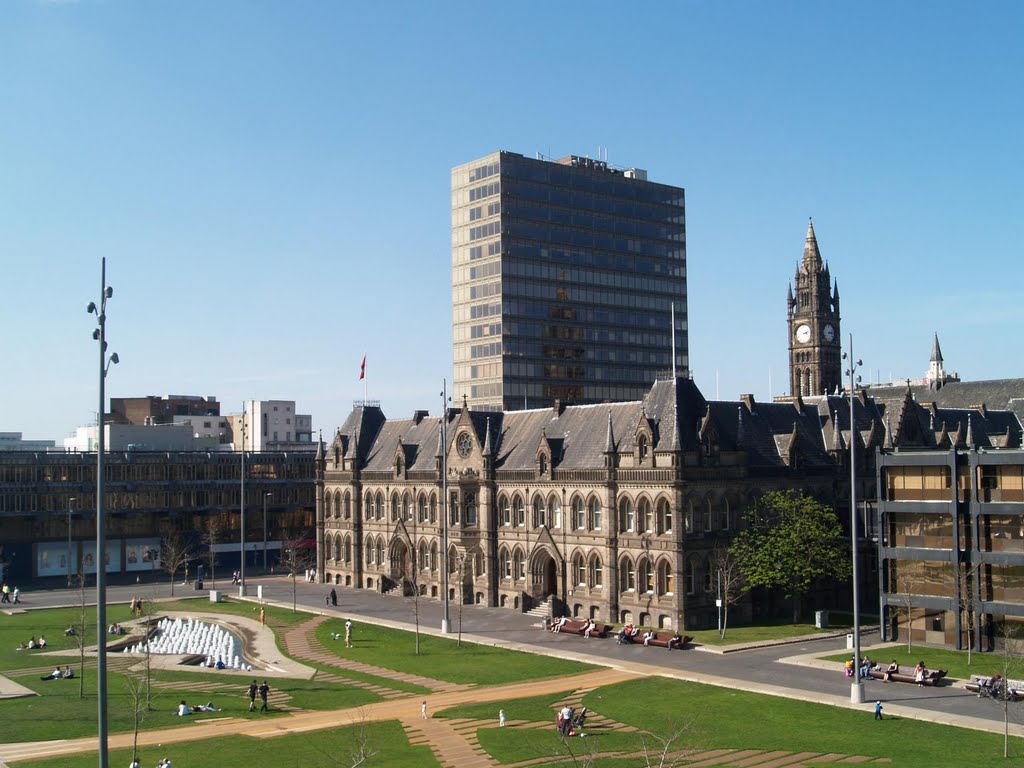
452, 150, 687, 411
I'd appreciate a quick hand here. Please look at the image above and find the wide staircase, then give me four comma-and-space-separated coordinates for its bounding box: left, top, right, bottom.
524, 596, 552, 623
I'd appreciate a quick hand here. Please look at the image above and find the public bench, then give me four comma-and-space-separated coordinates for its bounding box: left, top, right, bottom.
642, 631, 694, 649
550, 619, 613, 638
965, 674, 1024, 700
866, 667, 947, 686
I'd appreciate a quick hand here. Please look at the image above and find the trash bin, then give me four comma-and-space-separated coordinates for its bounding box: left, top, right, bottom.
195, 579, 204, 591
846, 633, 854, 650
815, 610, 829, 629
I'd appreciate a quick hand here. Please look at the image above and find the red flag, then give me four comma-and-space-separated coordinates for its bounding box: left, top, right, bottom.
359, 355, 366, 380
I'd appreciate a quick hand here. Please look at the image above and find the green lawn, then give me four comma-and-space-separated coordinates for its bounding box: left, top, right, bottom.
823, 645, 1016, 681
314, 619, 595, 685
14, 719, 439, 768
689, 615, 869, 647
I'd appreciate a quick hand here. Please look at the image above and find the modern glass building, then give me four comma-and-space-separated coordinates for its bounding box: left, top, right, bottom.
452, 151, 687, 411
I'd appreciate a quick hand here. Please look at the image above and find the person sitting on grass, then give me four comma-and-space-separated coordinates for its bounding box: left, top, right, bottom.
64, 625, 77, 637
177, 700, 190, 716
64, 665, 74, 679
27, 636, 37, 650
40, 666, 62, 681
37, 635, 46, 648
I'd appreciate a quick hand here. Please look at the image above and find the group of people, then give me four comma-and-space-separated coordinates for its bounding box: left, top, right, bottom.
108, 622, 126, 635
0, 582, 20, 603
129, 595, 145, 616
325, 588, 337, 607
231, 571, 242, 585
40, 665, 74, 681
247, 680, 271, 712
129, 758, 172, 768
555, 705, 588, 736
176, 699, 221, 715
17, 635, 46, 650
616, 624, 641, 644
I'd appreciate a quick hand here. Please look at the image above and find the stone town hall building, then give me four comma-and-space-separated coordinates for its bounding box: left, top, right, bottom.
316, 375, 877, 631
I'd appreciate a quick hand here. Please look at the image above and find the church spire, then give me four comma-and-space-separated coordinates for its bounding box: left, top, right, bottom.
803, 217, 822, 271
931, 333, 944, 364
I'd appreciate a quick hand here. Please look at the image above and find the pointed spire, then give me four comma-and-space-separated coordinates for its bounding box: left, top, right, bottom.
885, 417, 894, 449
604, 409, 616, 453
832, 410, 845, 451
315, 434, 324, 460
966, 414, 974, 449
803, 217, 822, 270
482, 417, 493, 457
931, 333, 944, 363
787, 282, 794, 311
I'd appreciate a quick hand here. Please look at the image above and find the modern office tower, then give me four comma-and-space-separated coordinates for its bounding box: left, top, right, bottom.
452, 151, 687, 411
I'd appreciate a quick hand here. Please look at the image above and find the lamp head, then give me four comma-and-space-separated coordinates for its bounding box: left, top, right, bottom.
104, 286, 113, 299
87, 302, 97, 314
110, 352, 119, 365
92, 329, 100, 340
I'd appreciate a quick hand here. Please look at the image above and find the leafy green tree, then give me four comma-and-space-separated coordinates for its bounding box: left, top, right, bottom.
730, 490, 851, 622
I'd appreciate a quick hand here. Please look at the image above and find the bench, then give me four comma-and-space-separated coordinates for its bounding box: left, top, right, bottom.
965, 674, 1024, 701
550, 619, 612, 638
866, 667, 946, 686
641, 631, 694, 650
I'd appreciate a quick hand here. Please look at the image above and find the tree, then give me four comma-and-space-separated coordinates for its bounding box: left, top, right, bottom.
73, 569, 88, 698
958, 561, 982, 665
988, 620, 1024, 758
892, 560, 924, 652
707, 546, 745, 639
160, 530, 192, 598
399, 537, 422, 656
730, 491, 851, 623
279, 529, 313, 612
638, 715, 701, 768
123, 672, 147, 765
456, 550, 472, 648
200, 516, 222, 587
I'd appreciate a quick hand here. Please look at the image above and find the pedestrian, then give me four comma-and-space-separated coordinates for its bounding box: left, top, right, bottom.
258, 680, 270, 713
874, 700, 883, 720
330, 587, 337, 607
345, 618, 353, 648
247, 679, 258, 712
499, 709, 506, 727
259, 606, 266, 626
12, 586, 20, 604
421, 700, 428, 719
1, 583, 9, 603
325, 594, 330, 607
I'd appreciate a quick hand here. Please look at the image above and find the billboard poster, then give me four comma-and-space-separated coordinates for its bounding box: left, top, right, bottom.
80, 541, 122, 574
125, 538, 161, 572
36, 543, 79, 578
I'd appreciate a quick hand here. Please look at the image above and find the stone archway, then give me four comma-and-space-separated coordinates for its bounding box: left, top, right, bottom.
389, 538, 412, 594
530, 549, 558, 600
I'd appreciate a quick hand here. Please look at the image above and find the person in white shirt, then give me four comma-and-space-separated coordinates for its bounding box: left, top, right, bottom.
176, 700, 189, 716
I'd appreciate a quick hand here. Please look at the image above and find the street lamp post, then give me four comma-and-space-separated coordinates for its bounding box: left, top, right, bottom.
263, 492, 272, 572
843, 335, 864, 705
240, 407, 247, 597
87, 257, 118, 768
440, 380, 451, 634
67, 496, 76, 588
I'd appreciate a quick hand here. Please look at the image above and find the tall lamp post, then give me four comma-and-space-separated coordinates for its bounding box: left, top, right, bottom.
440, 380, 451, 634
87, 257, 118, 768
263, 492, 272, 572
67, 496, 76, 588
239, 406, 248, 596
843, 335, 864, 704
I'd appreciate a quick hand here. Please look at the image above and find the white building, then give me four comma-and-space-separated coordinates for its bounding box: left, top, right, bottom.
236, 400, 315, 451
62, 423, 218, 452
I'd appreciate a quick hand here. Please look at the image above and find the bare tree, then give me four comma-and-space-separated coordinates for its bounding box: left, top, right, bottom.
279, 530, 313, 612
160, 531, 192, 598
709, 546, 745, 639
456, 550, 471, 648
401, 540, 423, 656
73, 570, 88, 698
201, 516, 223, 587
638, 716, 701, 768
123, 672, 147, 767
958, 561, 983, 665
892, 560, 923, 652
303, 709, 378, 767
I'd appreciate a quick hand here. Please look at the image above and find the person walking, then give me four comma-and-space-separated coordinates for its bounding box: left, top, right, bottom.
330, 588, 337, 607
874, 701, 883, 720
12, 586, 20, 604
421, 700, 428, 719
1, 583, 9, 603
247, 680, 258, 712
499, 709, 506, 727
345, 619, 353, 648
259, 606, 266, 627
258, 680, 270, 713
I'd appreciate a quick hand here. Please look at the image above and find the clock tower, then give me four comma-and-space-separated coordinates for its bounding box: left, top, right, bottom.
788, 219, 841, 397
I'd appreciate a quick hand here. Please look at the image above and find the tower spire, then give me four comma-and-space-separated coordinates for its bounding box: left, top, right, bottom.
803, 217, 822, 270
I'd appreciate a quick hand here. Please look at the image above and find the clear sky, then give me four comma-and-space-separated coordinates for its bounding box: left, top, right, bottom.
3, 1, 1022, 442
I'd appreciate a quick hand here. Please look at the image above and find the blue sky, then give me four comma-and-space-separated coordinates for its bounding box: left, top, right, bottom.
2, 1, 1022, 441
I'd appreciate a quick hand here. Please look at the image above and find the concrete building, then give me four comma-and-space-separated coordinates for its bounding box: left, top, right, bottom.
452, 150, 687, 411
110, 395, 220, 425
62, 423, 218, 452
0, 449, 315, 584
0, 432, 55, 452
237, 400, 315, 451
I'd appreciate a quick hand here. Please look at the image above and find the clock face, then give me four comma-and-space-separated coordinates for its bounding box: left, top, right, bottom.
456, 432, 473, 458
795, 324, 811, 344
823, 324, 835, 343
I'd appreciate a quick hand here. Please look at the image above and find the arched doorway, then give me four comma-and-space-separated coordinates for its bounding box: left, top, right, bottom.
530, 549, 558, 600
389, 538, 412, 594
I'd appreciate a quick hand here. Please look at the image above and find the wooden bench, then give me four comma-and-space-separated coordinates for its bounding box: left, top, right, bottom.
550, 619, 612, 638
965, 674, 1024, 701
866, 667, 946, 686
641, 631, 694, 649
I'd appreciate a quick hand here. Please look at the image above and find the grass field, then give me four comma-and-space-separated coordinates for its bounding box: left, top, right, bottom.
688, 615, 870, 647
314, 618, 595, 685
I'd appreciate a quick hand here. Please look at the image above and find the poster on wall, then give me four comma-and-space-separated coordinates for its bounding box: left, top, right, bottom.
125, 538, 161, 572
80, 541, 122, 575
36, 543, 79, 578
